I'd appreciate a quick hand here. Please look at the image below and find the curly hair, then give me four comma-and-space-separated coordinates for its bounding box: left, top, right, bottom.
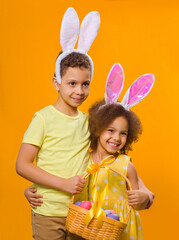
88, 100, 143, 154
55, 51, 91, 77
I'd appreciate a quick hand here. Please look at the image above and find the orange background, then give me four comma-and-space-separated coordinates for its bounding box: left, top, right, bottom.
1, 0, 179, 239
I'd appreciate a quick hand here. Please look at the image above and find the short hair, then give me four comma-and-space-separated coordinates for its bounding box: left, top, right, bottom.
88, 100, 143, 154
55, 51, 91, 77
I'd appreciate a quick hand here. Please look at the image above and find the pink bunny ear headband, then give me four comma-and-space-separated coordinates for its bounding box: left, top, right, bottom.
55, 7, 100, 84
104, 63, 155, 110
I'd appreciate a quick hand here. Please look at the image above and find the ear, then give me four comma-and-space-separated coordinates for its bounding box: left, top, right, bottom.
77, 11, 100, 53
121, 74, 155, 110
60, 7, 80, 51
105, 63, 124, 104
52, 77, 60, 91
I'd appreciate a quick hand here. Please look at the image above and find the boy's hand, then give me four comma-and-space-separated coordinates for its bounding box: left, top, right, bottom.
64, 176, 87, 195
126, 190, 150, 210
24, 185, 43, 209
145, 191, 155, 209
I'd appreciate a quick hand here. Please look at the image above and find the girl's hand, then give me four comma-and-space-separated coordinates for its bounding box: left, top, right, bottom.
24, 186, 43, 209
126, 190, 150, 210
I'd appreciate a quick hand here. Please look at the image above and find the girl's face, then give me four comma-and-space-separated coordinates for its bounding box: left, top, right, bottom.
97, 116, 128, 155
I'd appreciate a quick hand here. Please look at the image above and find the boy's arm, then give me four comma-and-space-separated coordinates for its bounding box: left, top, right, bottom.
24, 186, 43, 209
137, 176, 155, 209
127, 162, 149, 210
16, 143, 86, 195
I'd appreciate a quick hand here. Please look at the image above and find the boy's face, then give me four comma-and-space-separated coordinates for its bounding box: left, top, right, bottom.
56, 67, 90, 111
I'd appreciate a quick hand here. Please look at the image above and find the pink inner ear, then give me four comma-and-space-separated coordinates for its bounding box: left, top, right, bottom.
106, 64, 124, 102
128, 74, 154, 105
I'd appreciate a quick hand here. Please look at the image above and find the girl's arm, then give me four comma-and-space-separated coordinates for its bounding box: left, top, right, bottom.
127, 161, 150, 210
16, 143, 86, 195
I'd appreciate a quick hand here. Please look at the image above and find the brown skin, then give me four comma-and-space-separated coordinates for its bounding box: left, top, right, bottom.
89, 100, 142, 154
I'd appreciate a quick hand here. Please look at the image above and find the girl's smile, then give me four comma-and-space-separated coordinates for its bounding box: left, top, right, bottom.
97, 116, 128, 157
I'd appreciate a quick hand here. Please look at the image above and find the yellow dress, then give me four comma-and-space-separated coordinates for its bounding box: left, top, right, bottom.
88, 154, 143, 240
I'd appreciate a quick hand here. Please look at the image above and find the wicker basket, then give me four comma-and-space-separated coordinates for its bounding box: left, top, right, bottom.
66, 166, 132, 240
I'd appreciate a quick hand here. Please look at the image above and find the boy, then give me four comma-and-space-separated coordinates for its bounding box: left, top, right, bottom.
16, 52, 92, 240
16, 7, 101, 239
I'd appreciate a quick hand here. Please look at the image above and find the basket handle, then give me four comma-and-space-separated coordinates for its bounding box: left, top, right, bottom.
108, 166, 132, 190
108, 165, 132, 224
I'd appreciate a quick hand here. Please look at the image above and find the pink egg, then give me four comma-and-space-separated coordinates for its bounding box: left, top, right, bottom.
110, 210, 116, 214
80, 201, 92, 210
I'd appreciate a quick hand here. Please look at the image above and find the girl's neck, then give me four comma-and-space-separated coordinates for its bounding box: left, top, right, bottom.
92, 150, 118, 164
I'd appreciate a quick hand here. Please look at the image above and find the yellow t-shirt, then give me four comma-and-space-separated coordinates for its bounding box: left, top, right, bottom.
23, 105, 90, 216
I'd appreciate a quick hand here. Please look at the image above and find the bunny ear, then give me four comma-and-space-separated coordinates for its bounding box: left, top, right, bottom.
105, 63, 124, 104
121, 74, 155, 110
60, 7, 80, 51
77, 11, 100, 53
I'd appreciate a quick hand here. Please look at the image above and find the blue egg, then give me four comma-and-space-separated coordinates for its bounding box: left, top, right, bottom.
74, 201, 82, 206
107, 214, 120, 221
105, 210, 111, 216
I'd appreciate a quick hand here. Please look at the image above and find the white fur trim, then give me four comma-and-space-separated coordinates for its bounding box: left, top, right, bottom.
55, 7, 100, 84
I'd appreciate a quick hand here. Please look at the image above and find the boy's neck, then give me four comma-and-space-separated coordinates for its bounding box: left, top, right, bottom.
53, 100, 79, 117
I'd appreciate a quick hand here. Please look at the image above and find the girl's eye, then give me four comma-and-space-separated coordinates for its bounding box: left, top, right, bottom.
108, 129, 114, 133
121, 132, 128, 136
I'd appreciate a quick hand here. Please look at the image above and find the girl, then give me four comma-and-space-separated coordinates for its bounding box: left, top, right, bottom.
85, 63, 154, 239
88, 100, 146, 239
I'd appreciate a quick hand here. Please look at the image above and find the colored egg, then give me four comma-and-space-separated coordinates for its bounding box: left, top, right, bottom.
107, 214, 120, 221
105, 210, 111, 216
74, 201, 82, 206
110, 210, 116, 214
80, 201, 92, 210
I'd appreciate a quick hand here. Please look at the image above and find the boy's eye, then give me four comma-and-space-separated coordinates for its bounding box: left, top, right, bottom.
69, 82, 76, 86
83, 82, 90, 87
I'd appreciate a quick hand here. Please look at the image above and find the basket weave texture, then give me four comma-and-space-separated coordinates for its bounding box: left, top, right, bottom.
66, 165, 132, 240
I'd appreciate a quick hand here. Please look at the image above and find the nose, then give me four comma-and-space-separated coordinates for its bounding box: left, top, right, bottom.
75, 85, 84, 95
113, 132, 120, 142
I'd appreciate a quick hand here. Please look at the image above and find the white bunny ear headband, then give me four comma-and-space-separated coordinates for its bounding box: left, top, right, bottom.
104, 63, 155, 110
55, 7, 100, 84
